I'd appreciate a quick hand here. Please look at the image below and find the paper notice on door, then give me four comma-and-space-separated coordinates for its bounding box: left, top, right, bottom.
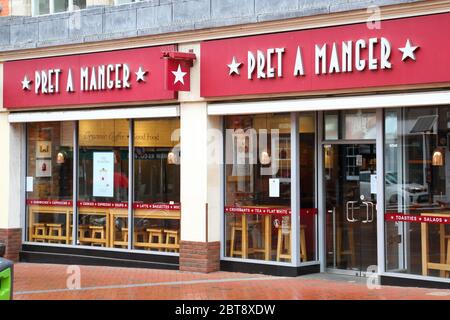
370, 174, 377, 194
26, 176, 33, 192
269, 178, 280, 197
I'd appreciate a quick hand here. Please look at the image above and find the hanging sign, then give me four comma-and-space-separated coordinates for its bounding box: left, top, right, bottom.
201, 13, 450, 97
4, 45, 177, 109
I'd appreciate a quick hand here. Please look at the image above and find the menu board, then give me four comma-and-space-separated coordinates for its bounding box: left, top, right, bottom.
93, 152, 114, 197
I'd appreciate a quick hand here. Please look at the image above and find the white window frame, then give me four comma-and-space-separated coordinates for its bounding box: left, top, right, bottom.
32, 0, 83, 16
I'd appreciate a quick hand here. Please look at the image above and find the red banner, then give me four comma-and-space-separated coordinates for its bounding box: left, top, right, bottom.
201, 13, 450, 98
4, 45, 177, 109
385, 213, 450, 225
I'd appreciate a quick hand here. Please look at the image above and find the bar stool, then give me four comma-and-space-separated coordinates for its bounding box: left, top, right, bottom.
336, 224, 356, 267
89, 226, 106, 247
300, 225, 308, 262
276, 227, 291, 262
47, 223, 63, 243
164, 229, 180, 252
33, 223, 47, 242
120, 227, 130, 248
70, 225, 91, 244
446, 235, 450, 278
146, 228, 164, 251
229, 222, 243, 258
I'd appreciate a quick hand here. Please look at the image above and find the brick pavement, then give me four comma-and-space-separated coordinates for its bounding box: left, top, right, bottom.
11, 263, 450, 300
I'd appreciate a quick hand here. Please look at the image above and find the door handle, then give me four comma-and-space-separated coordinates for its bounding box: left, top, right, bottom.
361, 202, 369, 223
346, 201, 358, 222
362, 201, 375, 223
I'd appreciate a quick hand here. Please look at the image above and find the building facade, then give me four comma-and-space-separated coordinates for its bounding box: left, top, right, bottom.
1, 0, 450, 288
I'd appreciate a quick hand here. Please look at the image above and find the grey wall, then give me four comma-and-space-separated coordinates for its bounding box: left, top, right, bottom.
0, 0, 422, 52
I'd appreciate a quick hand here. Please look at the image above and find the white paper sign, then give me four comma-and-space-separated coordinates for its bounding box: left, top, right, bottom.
370, 174, 377, 194
269, 178, 280, 197
26, 177, 34, 192
93, 152, 114, 198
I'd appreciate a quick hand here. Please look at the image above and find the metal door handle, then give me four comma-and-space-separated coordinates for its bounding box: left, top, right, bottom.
361, 202, 369, 223
346, 201, 358, 222
362, 201, 374, 223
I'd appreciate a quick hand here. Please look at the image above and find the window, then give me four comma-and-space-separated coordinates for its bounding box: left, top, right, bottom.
25, 118, 180, 255
224, 114, 291, 262
26, 122, 74, 244
385, 106, 450, 279
324, 110, 376, 141
32, 0, 86, 16
132, 119, 180, 252
299, 113, 317, 262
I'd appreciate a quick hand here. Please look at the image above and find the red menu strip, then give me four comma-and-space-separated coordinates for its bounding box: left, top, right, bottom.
26, 199, 180, 211
385, 213, 450, 225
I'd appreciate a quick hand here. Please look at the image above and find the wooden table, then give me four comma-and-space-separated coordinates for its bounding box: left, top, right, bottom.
28, 205, 71, 244
421, 212, 450, 277
109, 208, 181, 250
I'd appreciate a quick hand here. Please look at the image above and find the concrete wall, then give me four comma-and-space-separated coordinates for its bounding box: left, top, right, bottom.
0, 0, 422, 52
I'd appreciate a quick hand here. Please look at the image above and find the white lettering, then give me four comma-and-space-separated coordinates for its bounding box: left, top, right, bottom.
293, 46, 305, 77
355, 39, 366, 71
315, 44, 327, 75
329, 42, 340, 74
257, 50, 266, 79
80, 67, 89, 91
275, 48, 284, 77
368, 37, 378, 70
266, 48, 275, 78
380, 37, 392, 69
248, 51, 256, 80
342, 40, 352, 73
66, 68, 74, 92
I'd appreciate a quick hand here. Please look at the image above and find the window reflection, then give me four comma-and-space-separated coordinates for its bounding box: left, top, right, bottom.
385, 106, 450, 279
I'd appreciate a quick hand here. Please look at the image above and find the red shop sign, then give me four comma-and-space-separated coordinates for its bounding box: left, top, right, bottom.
201, 13, 450, 98
4, 45, 177, 109
385, 213, 450, 225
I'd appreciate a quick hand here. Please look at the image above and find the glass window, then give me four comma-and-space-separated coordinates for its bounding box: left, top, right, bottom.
26, 122, 74, 244
224, 114, 291, 262
299, 113, 317, 262
34, 0, 50, 15
78, 120, 129, 248
324, 110, 376, 140
32, 0, 86, 15
54, 0, 68, 13
132, 119, 181, 252
385, 106, 450, 279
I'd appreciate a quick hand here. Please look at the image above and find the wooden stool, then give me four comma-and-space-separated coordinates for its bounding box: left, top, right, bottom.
276, 227, 291, 262
164, 229, 180, 252
446, 235, 450, 278
89, 226, 106, 247
336, 224, 356, 267
33, 223, 47, 242
146, 228, 164, 251
71, 225, 91, 245
300, 225, 307, 262
229, 222, 243, 258
47, 223, 63, 243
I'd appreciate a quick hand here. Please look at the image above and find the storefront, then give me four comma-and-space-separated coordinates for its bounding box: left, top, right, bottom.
1, 2, 450, 288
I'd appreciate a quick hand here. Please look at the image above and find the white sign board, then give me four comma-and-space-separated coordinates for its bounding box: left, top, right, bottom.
26, 176, 34, 192
370, 174, 377, 194
269, 178, 280, 197
93, 152, 114, 198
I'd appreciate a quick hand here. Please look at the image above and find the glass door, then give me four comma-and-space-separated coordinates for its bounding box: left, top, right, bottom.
324, 144, 378, 276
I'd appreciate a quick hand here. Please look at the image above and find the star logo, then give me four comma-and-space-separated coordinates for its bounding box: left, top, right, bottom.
172, 64, 187, 85
21, 75, 32, 90
399, 39, 419, 61
135, 66, 148, 82
227, 57, 242, 75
